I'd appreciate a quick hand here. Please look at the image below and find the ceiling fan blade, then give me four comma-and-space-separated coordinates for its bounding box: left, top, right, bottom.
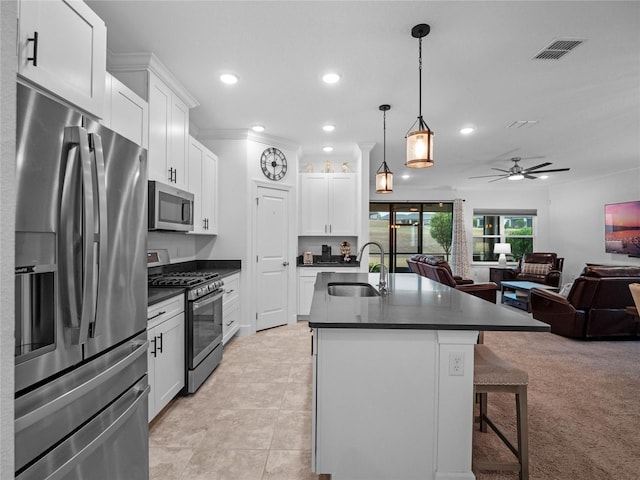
523, 162, 552, 172
468, 173, 508, 179
524, 174, 538, 180
530, 168, 571, 173
488, 176, 508, 183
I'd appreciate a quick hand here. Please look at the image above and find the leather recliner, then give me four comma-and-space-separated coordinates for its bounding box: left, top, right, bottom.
530, 265, 640, 339
409, 255, 498, 303
502, 252, 564, 287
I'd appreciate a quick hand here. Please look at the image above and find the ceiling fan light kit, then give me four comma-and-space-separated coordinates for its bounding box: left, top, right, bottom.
376, 104, 393, 194
405, 23, 434, 169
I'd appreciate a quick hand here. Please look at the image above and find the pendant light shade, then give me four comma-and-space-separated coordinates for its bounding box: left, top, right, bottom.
405, 23, 434, 169
376, 104, 393, 193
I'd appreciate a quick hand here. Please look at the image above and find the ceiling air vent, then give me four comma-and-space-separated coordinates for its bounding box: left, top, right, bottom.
533, 39, 584, 60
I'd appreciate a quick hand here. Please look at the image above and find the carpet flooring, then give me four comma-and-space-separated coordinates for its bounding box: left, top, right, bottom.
149, 319, 640, 479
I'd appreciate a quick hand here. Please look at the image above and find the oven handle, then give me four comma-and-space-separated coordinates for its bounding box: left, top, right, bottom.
192, 290, 223, 310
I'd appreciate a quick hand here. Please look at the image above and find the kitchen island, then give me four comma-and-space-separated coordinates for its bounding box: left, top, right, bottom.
309, 272, 549, 480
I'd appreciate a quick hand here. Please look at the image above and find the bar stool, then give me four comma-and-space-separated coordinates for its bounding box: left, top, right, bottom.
473, 344, 529, 480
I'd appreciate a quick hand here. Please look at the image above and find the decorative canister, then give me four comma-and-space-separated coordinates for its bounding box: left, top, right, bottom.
303, 251, 313, 265
340, 241, 351, 262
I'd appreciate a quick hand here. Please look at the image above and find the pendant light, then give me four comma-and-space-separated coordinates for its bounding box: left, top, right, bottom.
376, 104, 393, 193
405, 23, 434, 168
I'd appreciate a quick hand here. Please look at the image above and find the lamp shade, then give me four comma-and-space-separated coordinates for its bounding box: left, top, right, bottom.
406, 127, 434, 168
494, 243, 512, 255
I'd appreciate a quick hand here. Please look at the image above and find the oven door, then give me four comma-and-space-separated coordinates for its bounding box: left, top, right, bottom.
188, 289, 223, 369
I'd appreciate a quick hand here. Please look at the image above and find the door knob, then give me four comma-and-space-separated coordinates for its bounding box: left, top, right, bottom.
282, 261, 290, 267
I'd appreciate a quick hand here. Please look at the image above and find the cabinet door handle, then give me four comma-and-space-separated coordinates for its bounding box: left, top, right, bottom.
329, 224, 332, 233
226, 321, 234, 327
157, 332, 163, 354
150, 337, 157, 357
27, 32, 39, 66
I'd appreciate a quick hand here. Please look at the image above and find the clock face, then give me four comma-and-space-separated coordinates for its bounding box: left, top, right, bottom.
260, 147, 287, 181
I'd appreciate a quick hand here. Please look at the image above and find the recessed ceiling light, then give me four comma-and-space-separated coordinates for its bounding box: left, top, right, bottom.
460, 127, 475, 135
220, 73, 239, 85
402, 174, 410, 180
323, 146, 334, 153
322, 72, 341, 84
323, 124, 336, 132
251, 125, 265, 132
539, 175, 549, 180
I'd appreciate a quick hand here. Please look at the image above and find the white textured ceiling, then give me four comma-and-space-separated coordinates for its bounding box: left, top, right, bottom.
87, 0, 640, 192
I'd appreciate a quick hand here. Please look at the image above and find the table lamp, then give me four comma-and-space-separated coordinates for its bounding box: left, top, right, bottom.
494, 243, 511, 267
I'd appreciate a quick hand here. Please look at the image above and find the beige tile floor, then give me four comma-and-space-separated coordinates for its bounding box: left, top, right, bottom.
149, 321, 322, 480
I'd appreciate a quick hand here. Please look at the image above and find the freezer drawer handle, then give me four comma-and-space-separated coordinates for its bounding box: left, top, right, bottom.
17, 384, 150, 480
15, 340, 148, 432
27, 32, 38, 66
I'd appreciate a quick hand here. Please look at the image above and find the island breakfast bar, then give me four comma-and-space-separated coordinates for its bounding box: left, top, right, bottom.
309, 272, 549, 480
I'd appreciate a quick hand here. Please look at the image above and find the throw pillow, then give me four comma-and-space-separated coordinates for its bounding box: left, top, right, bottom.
521, 262, 552, 276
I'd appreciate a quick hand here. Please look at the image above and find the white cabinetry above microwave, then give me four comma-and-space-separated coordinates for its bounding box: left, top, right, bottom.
299, 174, 358, 236
108, 53, 199, 191
188, 136, 218, 235
17, 0, 107, 117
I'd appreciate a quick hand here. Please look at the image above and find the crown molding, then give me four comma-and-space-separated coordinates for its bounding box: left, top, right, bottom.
107, 51, 199, 109
197, 128, 299, 151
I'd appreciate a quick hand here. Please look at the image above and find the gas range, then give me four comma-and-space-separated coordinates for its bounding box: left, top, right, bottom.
148, 271, 224, 301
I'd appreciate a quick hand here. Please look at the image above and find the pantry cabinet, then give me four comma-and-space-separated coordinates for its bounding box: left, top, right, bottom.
299, 174, 358, 236
223, 273, 241, 344
17, 0, 107, 117
103, 73, 148, 148
188, 137, 218, 234
147, 294, 185, 422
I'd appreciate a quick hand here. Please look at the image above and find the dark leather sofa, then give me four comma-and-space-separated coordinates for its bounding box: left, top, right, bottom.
530, 265, 640, 339
502, 252, 564, 288
408, 255, 498, 303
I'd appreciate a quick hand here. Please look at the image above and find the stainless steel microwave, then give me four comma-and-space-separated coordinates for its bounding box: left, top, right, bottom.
148, 181, 194, 231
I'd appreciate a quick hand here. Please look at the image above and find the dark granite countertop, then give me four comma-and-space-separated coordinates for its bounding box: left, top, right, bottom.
297, 255, 360, 268
148, 287, 185, 307
308, 272, 551, 332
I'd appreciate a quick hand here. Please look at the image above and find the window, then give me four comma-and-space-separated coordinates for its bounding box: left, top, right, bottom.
369, 202, 453, 272
472, 209, 536, 262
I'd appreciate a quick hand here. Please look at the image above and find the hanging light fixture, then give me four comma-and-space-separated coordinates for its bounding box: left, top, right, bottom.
376, 104, 393, 193
405, 23, 434, 168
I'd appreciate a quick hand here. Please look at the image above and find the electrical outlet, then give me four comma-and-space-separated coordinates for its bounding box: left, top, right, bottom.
449, 352, 464, 376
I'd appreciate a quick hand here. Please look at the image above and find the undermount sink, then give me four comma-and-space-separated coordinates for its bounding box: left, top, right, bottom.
327, 282, 380, 297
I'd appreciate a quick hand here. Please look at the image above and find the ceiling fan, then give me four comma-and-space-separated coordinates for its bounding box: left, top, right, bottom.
469, 157, 571, 182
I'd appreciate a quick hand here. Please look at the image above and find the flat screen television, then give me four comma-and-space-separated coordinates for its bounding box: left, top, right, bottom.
604, 200, 640, 255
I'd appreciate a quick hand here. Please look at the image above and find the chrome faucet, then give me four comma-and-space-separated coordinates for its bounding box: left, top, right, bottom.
356, 241, 387, 294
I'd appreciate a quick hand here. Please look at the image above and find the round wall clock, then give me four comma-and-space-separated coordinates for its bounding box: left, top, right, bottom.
260, 147, 287, 181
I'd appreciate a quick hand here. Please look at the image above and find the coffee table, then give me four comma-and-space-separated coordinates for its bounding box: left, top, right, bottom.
500, 280, 559, 312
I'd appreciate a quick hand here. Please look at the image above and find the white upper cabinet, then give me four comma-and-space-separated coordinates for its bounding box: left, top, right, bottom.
299, 173, 358, 236
103, 73, 148, 148
148, 72, 189, 190
188, 136, 218, 234
18, 0, 107, 117
108, 53, 199, 191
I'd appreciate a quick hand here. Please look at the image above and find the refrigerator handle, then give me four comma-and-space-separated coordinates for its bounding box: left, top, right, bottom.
88, 133, 109, 338
59, 127, 95, 345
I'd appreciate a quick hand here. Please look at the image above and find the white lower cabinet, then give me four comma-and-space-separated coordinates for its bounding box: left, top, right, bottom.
147, 294, 185, 422
298, 268, 340, 317
223, 273, 241, 344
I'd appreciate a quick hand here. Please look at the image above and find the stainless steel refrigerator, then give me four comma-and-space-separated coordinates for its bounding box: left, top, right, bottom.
14, 82, 149, 479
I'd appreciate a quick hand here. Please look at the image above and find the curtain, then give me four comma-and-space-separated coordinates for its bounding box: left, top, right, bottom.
451, 198, 470, 278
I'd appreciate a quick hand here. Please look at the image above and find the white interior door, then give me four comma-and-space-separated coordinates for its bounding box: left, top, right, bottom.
256, 185, 289, 331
